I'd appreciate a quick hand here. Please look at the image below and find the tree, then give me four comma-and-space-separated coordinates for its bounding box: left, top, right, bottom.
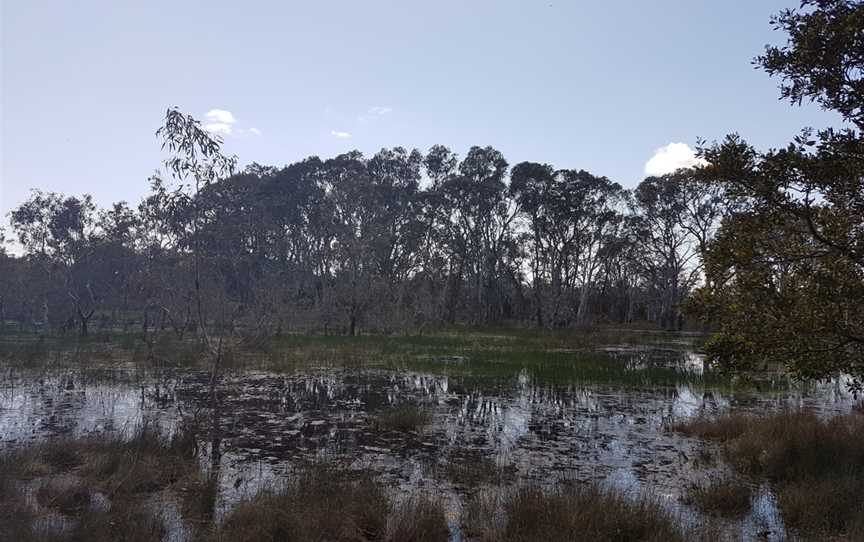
436, 146, 520, 325
692, 0, 864, 387
156, 107, 237, 340
632, 176, 700, 330
511, 161, 556, 327
10, 191, 102, 335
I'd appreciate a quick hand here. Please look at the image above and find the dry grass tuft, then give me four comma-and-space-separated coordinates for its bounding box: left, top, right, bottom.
464, 483, 693, 542
441, 455, 514, 488
684, 476, 751, 518
675, 409, 864, 538
387, 495, 450, 542
218, 465, 448, 542
0, 422, 204, 542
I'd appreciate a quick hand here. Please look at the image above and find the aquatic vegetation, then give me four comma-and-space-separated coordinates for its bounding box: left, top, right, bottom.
374, 404, 432, 433
463, 483, 710, 542
0, 422, 205, 542
215, 464, 449, 542
0, 331, 853, 541
675, 409, 864, 538
683, 475, 751, 518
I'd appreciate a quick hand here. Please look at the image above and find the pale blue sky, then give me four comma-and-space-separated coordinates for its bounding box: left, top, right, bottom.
0, 0, 844, 226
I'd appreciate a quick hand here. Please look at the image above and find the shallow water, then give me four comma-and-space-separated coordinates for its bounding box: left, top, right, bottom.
0, 336, 855, 540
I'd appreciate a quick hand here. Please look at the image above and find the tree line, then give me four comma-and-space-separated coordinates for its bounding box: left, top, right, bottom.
0, 144, 724, 337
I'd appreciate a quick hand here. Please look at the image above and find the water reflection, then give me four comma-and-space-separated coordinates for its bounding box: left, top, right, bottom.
0, 344, 855, 538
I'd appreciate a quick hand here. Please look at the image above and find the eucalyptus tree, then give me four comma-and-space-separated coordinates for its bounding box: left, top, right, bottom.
10, 191, 101, 335
364, 147, 426, 328
510, 161, 556, 327
437, 146, 519, 324
512, 164, 625, 327
83, 202, 143, 331
155, 107, 237, 341
413, 145, 461, 325
240, 159, 327, 333
560, 170, 625, 326
632, 176, 700, 329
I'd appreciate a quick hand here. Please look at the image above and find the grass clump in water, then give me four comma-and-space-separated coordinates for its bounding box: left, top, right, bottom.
439, 454, 515, 489
675, 409, 864, 538
374, 404, 432, 433
0, 422, 206, 542
386, 495, 450, 542
684, 476, 751, 518
463, 483, 701, 542
218, 464, 448, 542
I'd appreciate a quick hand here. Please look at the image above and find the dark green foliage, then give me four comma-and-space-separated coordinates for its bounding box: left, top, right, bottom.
690, 0, 864, 387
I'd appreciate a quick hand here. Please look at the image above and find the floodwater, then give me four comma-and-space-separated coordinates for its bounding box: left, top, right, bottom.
0, 336, 855, 540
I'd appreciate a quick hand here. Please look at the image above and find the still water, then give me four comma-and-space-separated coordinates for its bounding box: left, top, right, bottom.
0, 337, 854, 540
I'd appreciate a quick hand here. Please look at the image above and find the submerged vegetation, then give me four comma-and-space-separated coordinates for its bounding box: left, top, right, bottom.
0, 327, 729, 389
683, 476, 752, 519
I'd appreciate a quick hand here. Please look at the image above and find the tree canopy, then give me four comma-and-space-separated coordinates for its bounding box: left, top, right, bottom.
690, 0, 864, 387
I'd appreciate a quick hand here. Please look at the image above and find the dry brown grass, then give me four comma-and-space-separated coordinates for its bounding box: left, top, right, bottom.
684, 476, 751, 518
387, 495, 450, 542
675, 409, 864, 539
0, 423, 205, 542
217, 465, 448, 542
463, 483, 695, 542
441, 455, 515, 489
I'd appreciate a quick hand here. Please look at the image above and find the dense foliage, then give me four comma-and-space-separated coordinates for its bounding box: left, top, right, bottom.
690, 0, 864, 385
0, 141, 719, 336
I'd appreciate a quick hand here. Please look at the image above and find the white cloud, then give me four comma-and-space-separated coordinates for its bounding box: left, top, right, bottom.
368, 106, 392, 115
358, 105, 393, 123
203, 109, 236, 136
201, 109, 261, 138
644, 142, 706, 176
204, 122, 233, 135
234, 127, 262, 137
330, 130, 352, 139
205, 109, 235, 124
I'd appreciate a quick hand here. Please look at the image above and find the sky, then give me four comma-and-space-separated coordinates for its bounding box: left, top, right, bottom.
0, 0, 847, 239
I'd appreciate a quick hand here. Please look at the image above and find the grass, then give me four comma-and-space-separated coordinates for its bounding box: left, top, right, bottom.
439, 454, 516, 489
463, 483, 712, 542
683, 476, 751, 518
374, 404, 433, 432
216, 464, 448, 542
1, 431, 452, 542
0, 422, 204, 542
675, 409, 864, 538
1, 428, 750, 542
0, 327, 719, 389
387, 496, 450, 542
